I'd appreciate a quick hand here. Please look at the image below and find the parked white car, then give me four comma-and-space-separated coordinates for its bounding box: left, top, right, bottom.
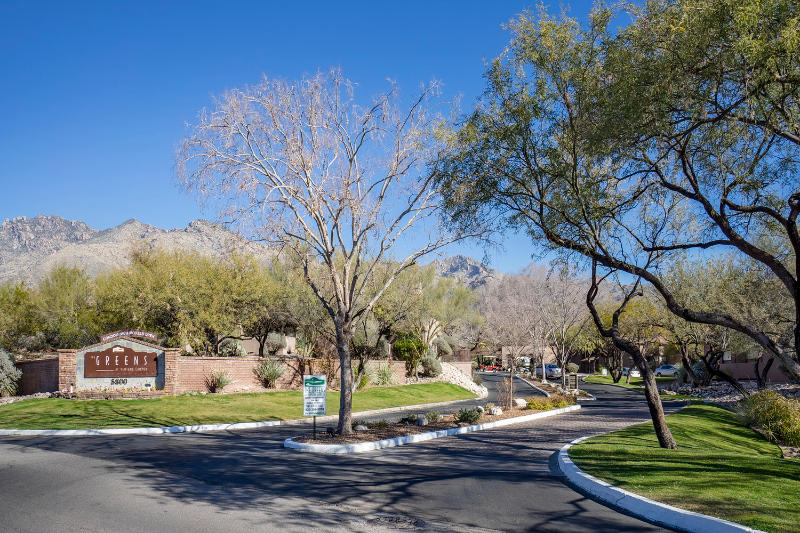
535, 364, 562, 379
622, 367, 641, 378
655, 364, 678, 377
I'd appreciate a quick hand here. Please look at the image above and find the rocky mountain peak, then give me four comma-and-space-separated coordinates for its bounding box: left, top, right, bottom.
431, 255, 504, 289
0, 215, 98, 265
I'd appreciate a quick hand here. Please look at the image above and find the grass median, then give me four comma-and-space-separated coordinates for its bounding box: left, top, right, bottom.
583, 374, 698, 400
569, 403, 800, 533
0, 382, 476, 430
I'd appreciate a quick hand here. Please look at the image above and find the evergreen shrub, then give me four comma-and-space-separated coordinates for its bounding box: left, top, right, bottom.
0, 348, 21, 397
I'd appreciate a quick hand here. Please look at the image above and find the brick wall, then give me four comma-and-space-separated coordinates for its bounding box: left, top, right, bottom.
449, 361, 473, 376
171, 357, 406, 394
57, 349, 77, 391
15, 358, 59, 395
721, 360, 789, 383
22, 347, 408, 396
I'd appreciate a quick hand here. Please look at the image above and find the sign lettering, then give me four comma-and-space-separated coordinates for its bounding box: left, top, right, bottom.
303, 375, 327, 416
100, 330, 158, 343
84, 345, 158, 378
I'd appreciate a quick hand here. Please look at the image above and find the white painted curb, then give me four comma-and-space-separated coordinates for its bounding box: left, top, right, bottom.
285, 404, 582, 454
0, 397, 480, 437
0, 420, 283, 436
558, 437, 768, 533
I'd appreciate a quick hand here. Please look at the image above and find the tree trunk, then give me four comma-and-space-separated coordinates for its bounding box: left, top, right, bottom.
701, 348, 749, 396
755, 355, 775, 390
335, 317, 354, 435
679, 344, 699, 386
257, 336, 265, 357
638, 360, 678, 449
616, 340, 677, 449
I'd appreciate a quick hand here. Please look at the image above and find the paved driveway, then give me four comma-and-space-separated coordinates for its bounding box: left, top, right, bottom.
0, 377, 682, 532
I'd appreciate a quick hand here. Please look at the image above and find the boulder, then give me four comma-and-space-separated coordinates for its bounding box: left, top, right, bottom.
415, 417, 429, 426
513, 398, 527, 408
489, 407, 503, 416
354, 425, 369, 431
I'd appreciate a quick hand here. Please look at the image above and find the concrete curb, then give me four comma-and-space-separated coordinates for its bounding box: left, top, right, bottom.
558, 437, 768, 533
0, 397, 482, 437
284, 404, 582, 454
515, 375, 551, 398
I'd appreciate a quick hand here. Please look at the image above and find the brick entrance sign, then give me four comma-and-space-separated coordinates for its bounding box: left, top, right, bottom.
56, 333, 181, 399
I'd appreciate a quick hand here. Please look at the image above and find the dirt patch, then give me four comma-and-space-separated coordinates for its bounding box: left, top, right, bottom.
294, 407, 548, 445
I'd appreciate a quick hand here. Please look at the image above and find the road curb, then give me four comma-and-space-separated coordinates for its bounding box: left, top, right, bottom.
0, 397, 482, 437
515, 375, 551, 397
557, 437, 768, 533
284, 404, 582, 454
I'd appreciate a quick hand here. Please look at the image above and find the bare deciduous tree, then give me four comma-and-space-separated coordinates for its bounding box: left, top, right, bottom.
541, 265, 590, 388
176, 69, 479, 434
480, 272, 544, 406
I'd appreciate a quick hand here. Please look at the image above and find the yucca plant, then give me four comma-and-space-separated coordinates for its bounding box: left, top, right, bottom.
205, 369, 233, 393
254, 358, 286, 389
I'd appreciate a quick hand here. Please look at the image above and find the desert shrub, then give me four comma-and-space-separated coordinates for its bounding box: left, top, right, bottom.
738, 390, 800, 446
455, 407, 483, 424
368, 419, 390, 429
254, 358, 286, 388
433, 337, 453, 358
567, 363, 579, 374
526, 395, 576, 411
264, 332, 287, 355
353, 419, 390, 430
393, 337, 427, 376
426, 410, 442, 422
205, 368, 233, 393
400, 413, 419, 424
0, 348, 22, 397
218, 338, 247, 357
420, 356, 442, 378
484, 402, 495, 410
375, 362, 398, 386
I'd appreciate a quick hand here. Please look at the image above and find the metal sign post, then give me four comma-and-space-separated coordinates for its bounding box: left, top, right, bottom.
303, 375, 327, 439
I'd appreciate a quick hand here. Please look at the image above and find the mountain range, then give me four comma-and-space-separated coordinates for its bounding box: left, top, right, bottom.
0, 215, 502, 288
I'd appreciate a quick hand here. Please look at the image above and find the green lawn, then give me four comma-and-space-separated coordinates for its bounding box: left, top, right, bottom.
569, 404, 800, 533
584, 374, 698, 400
0, 382, 475, 430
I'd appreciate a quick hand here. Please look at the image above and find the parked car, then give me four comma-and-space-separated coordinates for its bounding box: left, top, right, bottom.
535, 364, 562, 379
622, 367, 641, 378
655, 364, 678, 377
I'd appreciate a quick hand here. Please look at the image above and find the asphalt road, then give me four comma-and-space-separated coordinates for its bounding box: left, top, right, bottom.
0, 375, 682, 532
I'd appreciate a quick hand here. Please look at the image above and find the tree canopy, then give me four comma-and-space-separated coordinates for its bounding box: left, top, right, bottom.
437, 0, 799, 383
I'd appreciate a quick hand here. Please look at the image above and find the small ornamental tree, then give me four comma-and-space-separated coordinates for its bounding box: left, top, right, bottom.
264, 332, 287, 356
177, 70, 480, 434
0, 348, 21, 397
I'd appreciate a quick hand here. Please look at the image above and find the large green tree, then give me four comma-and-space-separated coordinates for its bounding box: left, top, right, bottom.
437, 0, 799, 447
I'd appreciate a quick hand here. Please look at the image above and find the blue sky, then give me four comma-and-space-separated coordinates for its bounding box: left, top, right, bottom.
1, 0, 594, 273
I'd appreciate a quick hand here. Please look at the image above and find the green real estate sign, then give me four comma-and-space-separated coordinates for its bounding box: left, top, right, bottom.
303, 375, 327, 416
